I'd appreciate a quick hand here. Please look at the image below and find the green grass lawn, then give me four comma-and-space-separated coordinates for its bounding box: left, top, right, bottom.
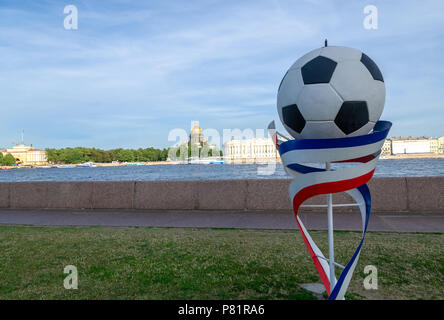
0, 225, 443, 300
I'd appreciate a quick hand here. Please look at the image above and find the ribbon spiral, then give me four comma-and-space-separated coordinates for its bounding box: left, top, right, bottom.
269, 120, 392, 300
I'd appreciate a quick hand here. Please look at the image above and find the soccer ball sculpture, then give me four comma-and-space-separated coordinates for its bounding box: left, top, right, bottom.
271, 45, 392, 300
277, 46, 385, 139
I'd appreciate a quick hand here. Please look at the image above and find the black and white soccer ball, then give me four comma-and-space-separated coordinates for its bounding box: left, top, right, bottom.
277, 46, 385, 139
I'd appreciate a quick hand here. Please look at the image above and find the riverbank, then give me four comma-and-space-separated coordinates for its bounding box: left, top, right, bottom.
0, 161, 176, 170
382, 153, 444, 159
3, 153, 444, 169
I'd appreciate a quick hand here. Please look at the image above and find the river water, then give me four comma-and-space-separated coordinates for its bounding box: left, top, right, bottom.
0, 158, 443, 182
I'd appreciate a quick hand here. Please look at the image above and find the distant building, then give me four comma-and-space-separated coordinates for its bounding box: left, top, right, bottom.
381, 139, 392, 156
168, 121, 219, 161
389, 136, 444, 155
190, 121, 206, 147
1, 131, 47, 165
430, 139, 439, 154
392, 138, 430, 154
188, 121, 217, 153
2, 144, 47, 165
223, 138, 279, 163
439, 137, 444, 154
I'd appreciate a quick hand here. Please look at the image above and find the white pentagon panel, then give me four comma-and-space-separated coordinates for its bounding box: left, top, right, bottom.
288, 47, 322, 70
277, 68, 304, 106
346, 121, 376, 137
277, 68, 304, 122
296, 84, 343, 121
366, 80, 385, 122
319, 46, 362, 62
330, 60, 386, 122
329, 61, 374, 100
301, 121, 346, 139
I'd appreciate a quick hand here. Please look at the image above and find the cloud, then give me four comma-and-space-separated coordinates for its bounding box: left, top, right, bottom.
0, 0, 443, 149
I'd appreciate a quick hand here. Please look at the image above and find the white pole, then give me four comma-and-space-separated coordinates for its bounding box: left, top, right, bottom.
326, 162, 335, 290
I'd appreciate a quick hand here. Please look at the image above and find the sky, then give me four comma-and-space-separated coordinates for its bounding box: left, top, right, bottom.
0, 0, 443, 150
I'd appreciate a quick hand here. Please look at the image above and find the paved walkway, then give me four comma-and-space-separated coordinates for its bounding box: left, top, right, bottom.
0, 209, 443, 233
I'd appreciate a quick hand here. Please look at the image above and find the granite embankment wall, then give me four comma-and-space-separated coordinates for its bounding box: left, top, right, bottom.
0, 177, 442, 212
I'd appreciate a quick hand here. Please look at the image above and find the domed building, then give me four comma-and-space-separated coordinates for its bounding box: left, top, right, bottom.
190, 121, 205, 146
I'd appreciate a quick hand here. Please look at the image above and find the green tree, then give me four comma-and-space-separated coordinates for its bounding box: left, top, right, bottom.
65, 148, 84, 164
160, 148, 169, 161
2, 153, 16, 166
41, 146, 169, 164
117, 149, 134, 162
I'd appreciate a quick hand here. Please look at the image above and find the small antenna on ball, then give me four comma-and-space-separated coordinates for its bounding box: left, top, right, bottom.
324, 39, 328, 47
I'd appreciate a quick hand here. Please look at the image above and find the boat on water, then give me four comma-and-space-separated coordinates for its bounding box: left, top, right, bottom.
126, 163, 146, 166
18, 165, 33, 169
209, 160, 224, 164
57, 165, 76, 168
76, 162, 97, 168
188, 157, 225, 165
